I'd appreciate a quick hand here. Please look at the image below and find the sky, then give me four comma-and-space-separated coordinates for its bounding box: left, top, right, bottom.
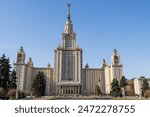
0, 0, 150, 79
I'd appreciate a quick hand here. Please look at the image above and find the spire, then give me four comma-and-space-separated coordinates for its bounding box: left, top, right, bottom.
101, 59, 107, 68
111, 49, 121, 65
85, 63, 89, 69
67, 3, 71, 20
28, 57, 33, 67
113, 49, 117, 55
19, 47, 24, 53
16, 47, 25, 63
64, 2, 74, 34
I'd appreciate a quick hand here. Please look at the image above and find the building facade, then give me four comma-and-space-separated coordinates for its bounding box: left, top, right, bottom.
13, 4, 123, 96
133, 76, 150, 96
54, 4, 82, 95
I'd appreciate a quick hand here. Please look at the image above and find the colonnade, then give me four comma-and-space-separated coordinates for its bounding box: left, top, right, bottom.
58, 86, 81, 95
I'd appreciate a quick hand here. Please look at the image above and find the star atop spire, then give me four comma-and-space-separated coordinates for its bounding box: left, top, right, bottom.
63, 1, 74, 34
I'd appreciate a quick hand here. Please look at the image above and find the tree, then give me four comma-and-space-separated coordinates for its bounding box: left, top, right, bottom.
9, 70, 17, 89
141, 79, 149, 96
0, 54, 11, 91
0, 87, 5, 98
124, 84, 135, 96
120, 76, 127, 88
7, 89, 16, 99
18, 90, 26, 99
120, 76, 127, 96
95, 85, 101, 96
144, 89, 150, 99
32, 71, 46, 97
110, 79, 122, 97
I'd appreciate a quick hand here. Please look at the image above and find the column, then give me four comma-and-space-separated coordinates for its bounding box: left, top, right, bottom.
63, 87, 64, 95
69, 87, 70, 94
70, 87, 72, 94
59, 86, 61, 94
64, 87, 66, 95
58, 86, 59, 94
78, 86, 80, 94
75, 86, 77, 94
66, 87, 67, 94
76, 86, 78, 94
73, 86, 74, 94
61, 87, 63, 95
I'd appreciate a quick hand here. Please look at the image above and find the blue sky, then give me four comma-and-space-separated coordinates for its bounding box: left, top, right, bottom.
0, 0, 150, 79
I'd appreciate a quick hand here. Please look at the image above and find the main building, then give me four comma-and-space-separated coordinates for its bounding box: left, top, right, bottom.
13, 4, 123, 96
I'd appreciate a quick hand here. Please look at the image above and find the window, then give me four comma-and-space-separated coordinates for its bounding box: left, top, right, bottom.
62, 51, 75, 81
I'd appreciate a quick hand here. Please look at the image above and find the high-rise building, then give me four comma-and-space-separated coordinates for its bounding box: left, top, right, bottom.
54, 3, 82, 95
13, 3, 123, 96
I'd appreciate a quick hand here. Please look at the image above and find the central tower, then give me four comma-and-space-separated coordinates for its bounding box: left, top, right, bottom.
54, 3, 82, 95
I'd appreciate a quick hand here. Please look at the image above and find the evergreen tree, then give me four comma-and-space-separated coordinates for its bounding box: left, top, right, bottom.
141, 79, 149, 96
95, 85, 101, 96
120, 76, 127, 96
120, 76, 127, 88
32, 71, 46, 97
0, 54, 11, 91
110, 79, 122, 97
9, 70, 17, 89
